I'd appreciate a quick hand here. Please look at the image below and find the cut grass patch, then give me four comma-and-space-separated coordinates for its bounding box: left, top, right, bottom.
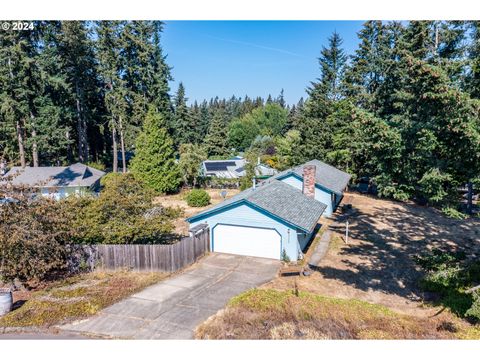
196, 288, 477, 339
0, 271, 166, 328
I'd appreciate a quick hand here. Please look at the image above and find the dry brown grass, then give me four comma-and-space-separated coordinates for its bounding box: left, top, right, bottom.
196, 193, 480, 339
267, 193, 480, 317
154, 188, 241, 234
0, 271, 167, 328
196, 289, 478, 339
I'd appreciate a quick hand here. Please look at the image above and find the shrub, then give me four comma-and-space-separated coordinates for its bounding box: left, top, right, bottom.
281, 249, 291, 263
85, 160, 106, 172
442, 206, 468, 220
0, 194, 75, 286
186, 189, 211, 207
71, 173, 180, 244
414, 248, 466, 272
466, 291, 480, 321
415, 248, 480, 321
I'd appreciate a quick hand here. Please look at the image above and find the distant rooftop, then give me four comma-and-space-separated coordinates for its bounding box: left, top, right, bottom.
202, 158, 278, 179
3, 163, 106, 188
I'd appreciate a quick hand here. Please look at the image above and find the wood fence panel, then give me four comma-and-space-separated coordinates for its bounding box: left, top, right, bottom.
86, 225, 209, 272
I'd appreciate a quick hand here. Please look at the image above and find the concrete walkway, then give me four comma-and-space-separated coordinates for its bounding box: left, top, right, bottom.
308, 230, 332, 268
60, 253, 280, 339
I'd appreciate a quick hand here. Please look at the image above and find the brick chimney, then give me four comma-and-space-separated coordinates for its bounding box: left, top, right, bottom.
302, 165, 316, 198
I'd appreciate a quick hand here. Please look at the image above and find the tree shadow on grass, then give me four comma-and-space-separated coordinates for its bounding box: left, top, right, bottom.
315, 201, 480, 303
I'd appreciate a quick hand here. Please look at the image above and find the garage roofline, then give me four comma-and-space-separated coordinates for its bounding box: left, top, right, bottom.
186, 198, 320, 234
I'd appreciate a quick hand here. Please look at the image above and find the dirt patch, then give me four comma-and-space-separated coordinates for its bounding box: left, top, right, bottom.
154, 188, 241, 234
266, 193, 480, 318
196, 289, 474, 339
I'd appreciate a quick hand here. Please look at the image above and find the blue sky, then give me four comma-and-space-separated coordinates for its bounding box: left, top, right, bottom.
161, 21, 364, 105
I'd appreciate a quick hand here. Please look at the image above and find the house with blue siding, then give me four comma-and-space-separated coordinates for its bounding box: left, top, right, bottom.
187, 179, 326, 261
264, 160, 351, 217
187, 160, 350, 261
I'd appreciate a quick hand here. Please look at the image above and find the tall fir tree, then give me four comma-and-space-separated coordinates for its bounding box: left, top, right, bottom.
309, 31, 347, 103
173, 82, 195, 145
204, 109, 228, 157
130, 106, 180, 193
0, 22, 67, 167
343, 21, 393, 113
57, 21, 100, 163
96, 20, 128, 172
298, 32, 347, 162
467, 21, 480, 99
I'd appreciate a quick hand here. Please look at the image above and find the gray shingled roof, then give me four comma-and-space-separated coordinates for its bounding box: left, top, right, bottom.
3, 163, 106, 188
268, 159, 351, 194
187, 180, 326, 232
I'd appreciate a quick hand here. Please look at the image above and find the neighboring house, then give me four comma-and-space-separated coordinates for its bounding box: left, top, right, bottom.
201, 159, 246, 179
3, 163, 106, 200
264, 160, 351, 217
186, 178, 327, 261
201, 158, 278, 179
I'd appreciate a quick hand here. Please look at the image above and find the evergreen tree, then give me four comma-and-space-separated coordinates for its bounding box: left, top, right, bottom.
198, 100, 211, 139
96, 20, 128, 172
117, 21, 173, 169
286, 97, 305, 131
343, 21, 393, 113
0, 22, 71, 167
299, 32, 348, 163
57, 21, 100, 163
204, 110, 228, 157
130, 107, 180, 193
276, 89, 286, 108
178, 143, 207, 186
467, 21, 480, 98
388, 54, 480, 203
309, 31, 347, 103
400, 21, 434, 59
173, 82, 195, 145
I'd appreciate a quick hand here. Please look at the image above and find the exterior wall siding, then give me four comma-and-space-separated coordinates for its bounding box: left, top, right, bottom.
279, 174, 337, 217
40, 186, 89, 200
189, 202, 302, 260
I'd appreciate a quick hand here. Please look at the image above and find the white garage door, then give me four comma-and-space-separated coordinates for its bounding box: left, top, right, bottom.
213, 224, 281, 260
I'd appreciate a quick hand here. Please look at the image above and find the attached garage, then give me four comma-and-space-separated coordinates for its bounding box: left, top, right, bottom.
212, 224, 281, 259
187, 180, 327, 261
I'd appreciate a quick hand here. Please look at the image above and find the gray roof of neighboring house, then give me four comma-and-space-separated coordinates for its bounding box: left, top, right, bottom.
3, 163, 106, 188
202, 159, 278, 179
202, 159, 246, 179
187, 180, 326, 232
267, 159, 351, 194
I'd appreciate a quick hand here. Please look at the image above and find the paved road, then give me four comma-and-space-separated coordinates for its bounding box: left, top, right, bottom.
60, 253, 280, 339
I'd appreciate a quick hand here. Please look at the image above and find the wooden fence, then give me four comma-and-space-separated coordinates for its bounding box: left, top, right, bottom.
85, 224, 209, 272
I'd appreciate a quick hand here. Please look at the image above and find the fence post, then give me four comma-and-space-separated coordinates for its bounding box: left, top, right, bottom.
345, 221, 349, 245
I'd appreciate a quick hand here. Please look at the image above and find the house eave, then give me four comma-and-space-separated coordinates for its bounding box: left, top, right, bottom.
186, 198, 322, 234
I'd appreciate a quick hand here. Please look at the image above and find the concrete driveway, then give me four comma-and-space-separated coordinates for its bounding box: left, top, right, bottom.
60, 253, 280, 339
